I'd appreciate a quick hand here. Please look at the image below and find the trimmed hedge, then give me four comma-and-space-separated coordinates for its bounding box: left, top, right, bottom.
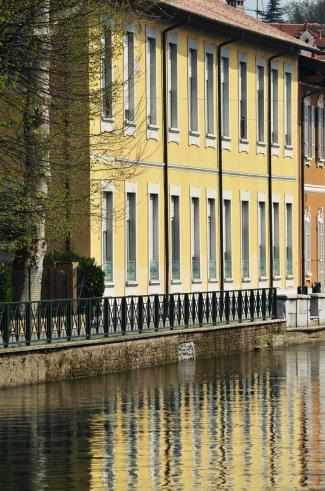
45, 251, 105, 299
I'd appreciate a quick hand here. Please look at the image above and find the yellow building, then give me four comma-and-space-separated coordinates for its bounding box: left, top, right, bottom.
71, 0, 311, 297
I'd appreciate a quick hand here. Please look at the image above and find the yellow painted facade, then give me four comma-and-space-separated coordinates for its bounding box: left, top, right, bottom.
78, 14, 301, 297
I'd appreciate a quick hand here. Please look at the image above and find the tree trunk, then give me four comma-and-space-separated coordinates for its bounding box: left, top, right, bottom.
13, 1, 51, 302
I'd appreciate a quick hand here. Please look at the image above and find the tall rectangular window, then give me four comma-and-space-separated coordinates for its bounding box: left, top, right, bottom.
318, 214, 324, 289
205, 51, 214, 135
208, 199, 216, 279
304, 100, 315, 160
147, 36, 157, 126
273, 202, 280, 276
305, 211, 311, 277
168, 42, 178, 129
171, 195, 180, 280
191, 197, 200, 279
102, 24, 113, 119
285, 70, 292, 146
241, 201, 249, 278
223, 199, 232, 278
189, 46, 198, 133
126, 192, 136, 281
124, 31, 135, 123
258, 201, 266, 277
149, 194, 159, 281
271, 68, 279, 144
257, 64, 265, 143
239, 60, 247, 140
286, 203, 293, 276
317, 102, 325, 162
221, 56, 230, 138
103, 192, 113, 282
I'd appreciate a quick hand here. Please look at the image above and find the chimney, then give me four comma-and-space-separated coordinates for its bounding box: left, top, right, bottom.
226, 0, 245, 10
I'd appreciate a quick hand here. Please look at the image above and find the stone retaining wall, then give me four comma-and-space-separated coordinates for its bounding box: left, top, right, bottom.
0, 320, 285, 389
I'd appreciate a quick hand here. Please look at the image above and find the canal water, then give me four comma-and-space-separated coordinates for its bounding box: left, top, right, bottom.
1, 344, 325, 490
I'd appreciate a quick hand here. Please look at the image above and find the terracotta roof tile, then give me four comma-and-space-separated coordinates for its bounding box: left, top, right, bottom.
161, 0, 316, 49
272, 23, 325, 49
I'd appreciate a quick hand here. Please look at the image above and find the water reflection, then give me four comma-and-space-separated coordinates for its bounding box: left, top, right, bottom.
1, 345, 325, 489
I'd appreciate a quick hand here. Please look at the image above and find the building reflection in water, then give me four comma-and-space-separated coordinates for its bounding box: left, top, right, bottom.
0, 345, 325, 489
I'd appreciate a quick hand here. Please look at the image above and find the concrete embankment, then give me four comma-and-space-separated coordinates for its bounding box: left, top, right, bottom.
1, 320, 325, 389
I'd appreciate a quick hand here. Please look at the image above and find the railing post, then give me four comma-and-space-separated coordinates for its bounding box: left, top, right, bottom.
25, 302, 32, 346
272, 288, 277, 318
262, 289, 267, 320
47, 301, 52, 343
3, 304, 9, 348
86, 299, 91, 340
66, 300, 72, 341
225, 291, 230, 323
184, 293, 190, 327
138, 296, 143, 334
250, 290, 255, 322
198, 293, 203, 327
103, 298, 109, 337
154, 295, 160, 331
238, 291, 243, 323
121, 297, 127, 335
169, 294, 174, 330
212, 292, 217, 325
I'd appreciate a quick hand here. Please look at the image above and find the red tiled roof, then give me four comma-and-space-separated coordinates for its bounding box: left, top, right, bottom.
272, 23, 325, 48
161, 0, 317, 49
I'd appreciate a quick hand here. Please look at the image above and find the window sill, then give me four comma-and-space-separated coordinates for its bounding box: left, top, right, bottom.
101, 118, 115, 133
126, 281, 138, 287
124, 121, 136, 137
259, 276, 268, 281
105, 281, 115, 287
147, 124, 159, 141
149, 280, 160, 285
208, 278, 218, 283
256, 141, 266, 155
221, 136, 231, 151
192, 279, 202, 284
224, 277, 233, 283
205, 135, 216, 149
284, 145, 293, 158
242, 277, 251, 283
239, 139, 249, 153
271, 143, 280, 157
304, 157, 312, 166
317, 159, 325, 168
286, 275, 294, 280
273, 276, 281, 281
168, 127, 180, 144
189, 131, 200, 147
305, 273, 312, 279
171, 279, 182, 285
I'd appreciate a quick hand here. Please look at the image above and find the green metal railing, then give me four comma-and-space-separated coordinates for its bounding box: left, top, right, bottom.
0, 288, 277, 349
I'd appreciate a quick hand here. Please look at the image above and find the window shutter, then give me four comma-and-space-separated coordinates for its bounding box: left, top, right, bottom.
312, 106, 316, 159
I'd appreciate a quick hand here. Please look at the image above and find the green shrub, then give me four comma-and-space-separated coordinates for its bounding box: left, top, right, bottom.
45, 251, 105, 299
0, 265, 12, 302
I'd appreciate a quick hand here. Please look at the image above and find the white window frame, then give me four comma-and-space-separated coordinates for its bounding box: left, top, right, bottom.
102, 181, 114, 284
223, 191, 232, 281
285, 196, 293, 278
190, 187, 201, 282
284, 64, 293, 157
305, 207, 312, 278
238, 52, 248, 152
272, 196, 281, 278
205, 43, 216, 148
188, 39, 199, 146
207, 189, 217, 281
167, 32, 180, 144
240, 192, 250, 281
170, 185, 181, 283
271, 61, 279, 156
318, 208, 324, 291
256, 57, 266, 155
146, 27, 158, 141
317, 95, 325, 166
148, 183, 160, 284
258, 193, 267, 280
220, 47, 231, 150
304, 96, 315, 164
125, 182, 137, 285
124, 23, 136, 136
101, 17, 114, 133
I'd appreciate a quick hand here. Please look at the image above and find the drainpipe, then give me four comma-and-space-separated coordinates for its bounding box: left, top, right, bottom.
267, 50, 291, 289
218, 36, 242, 291
162, 22, 184, 296
300, 88, 322, 288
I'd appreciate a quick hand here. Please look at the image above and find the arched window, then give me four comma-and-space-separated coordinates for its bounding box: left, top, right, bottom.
305, 208, 312, 277
304, 97, 315, 162
317, 95, 325, 165
318, 209, 324, 290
